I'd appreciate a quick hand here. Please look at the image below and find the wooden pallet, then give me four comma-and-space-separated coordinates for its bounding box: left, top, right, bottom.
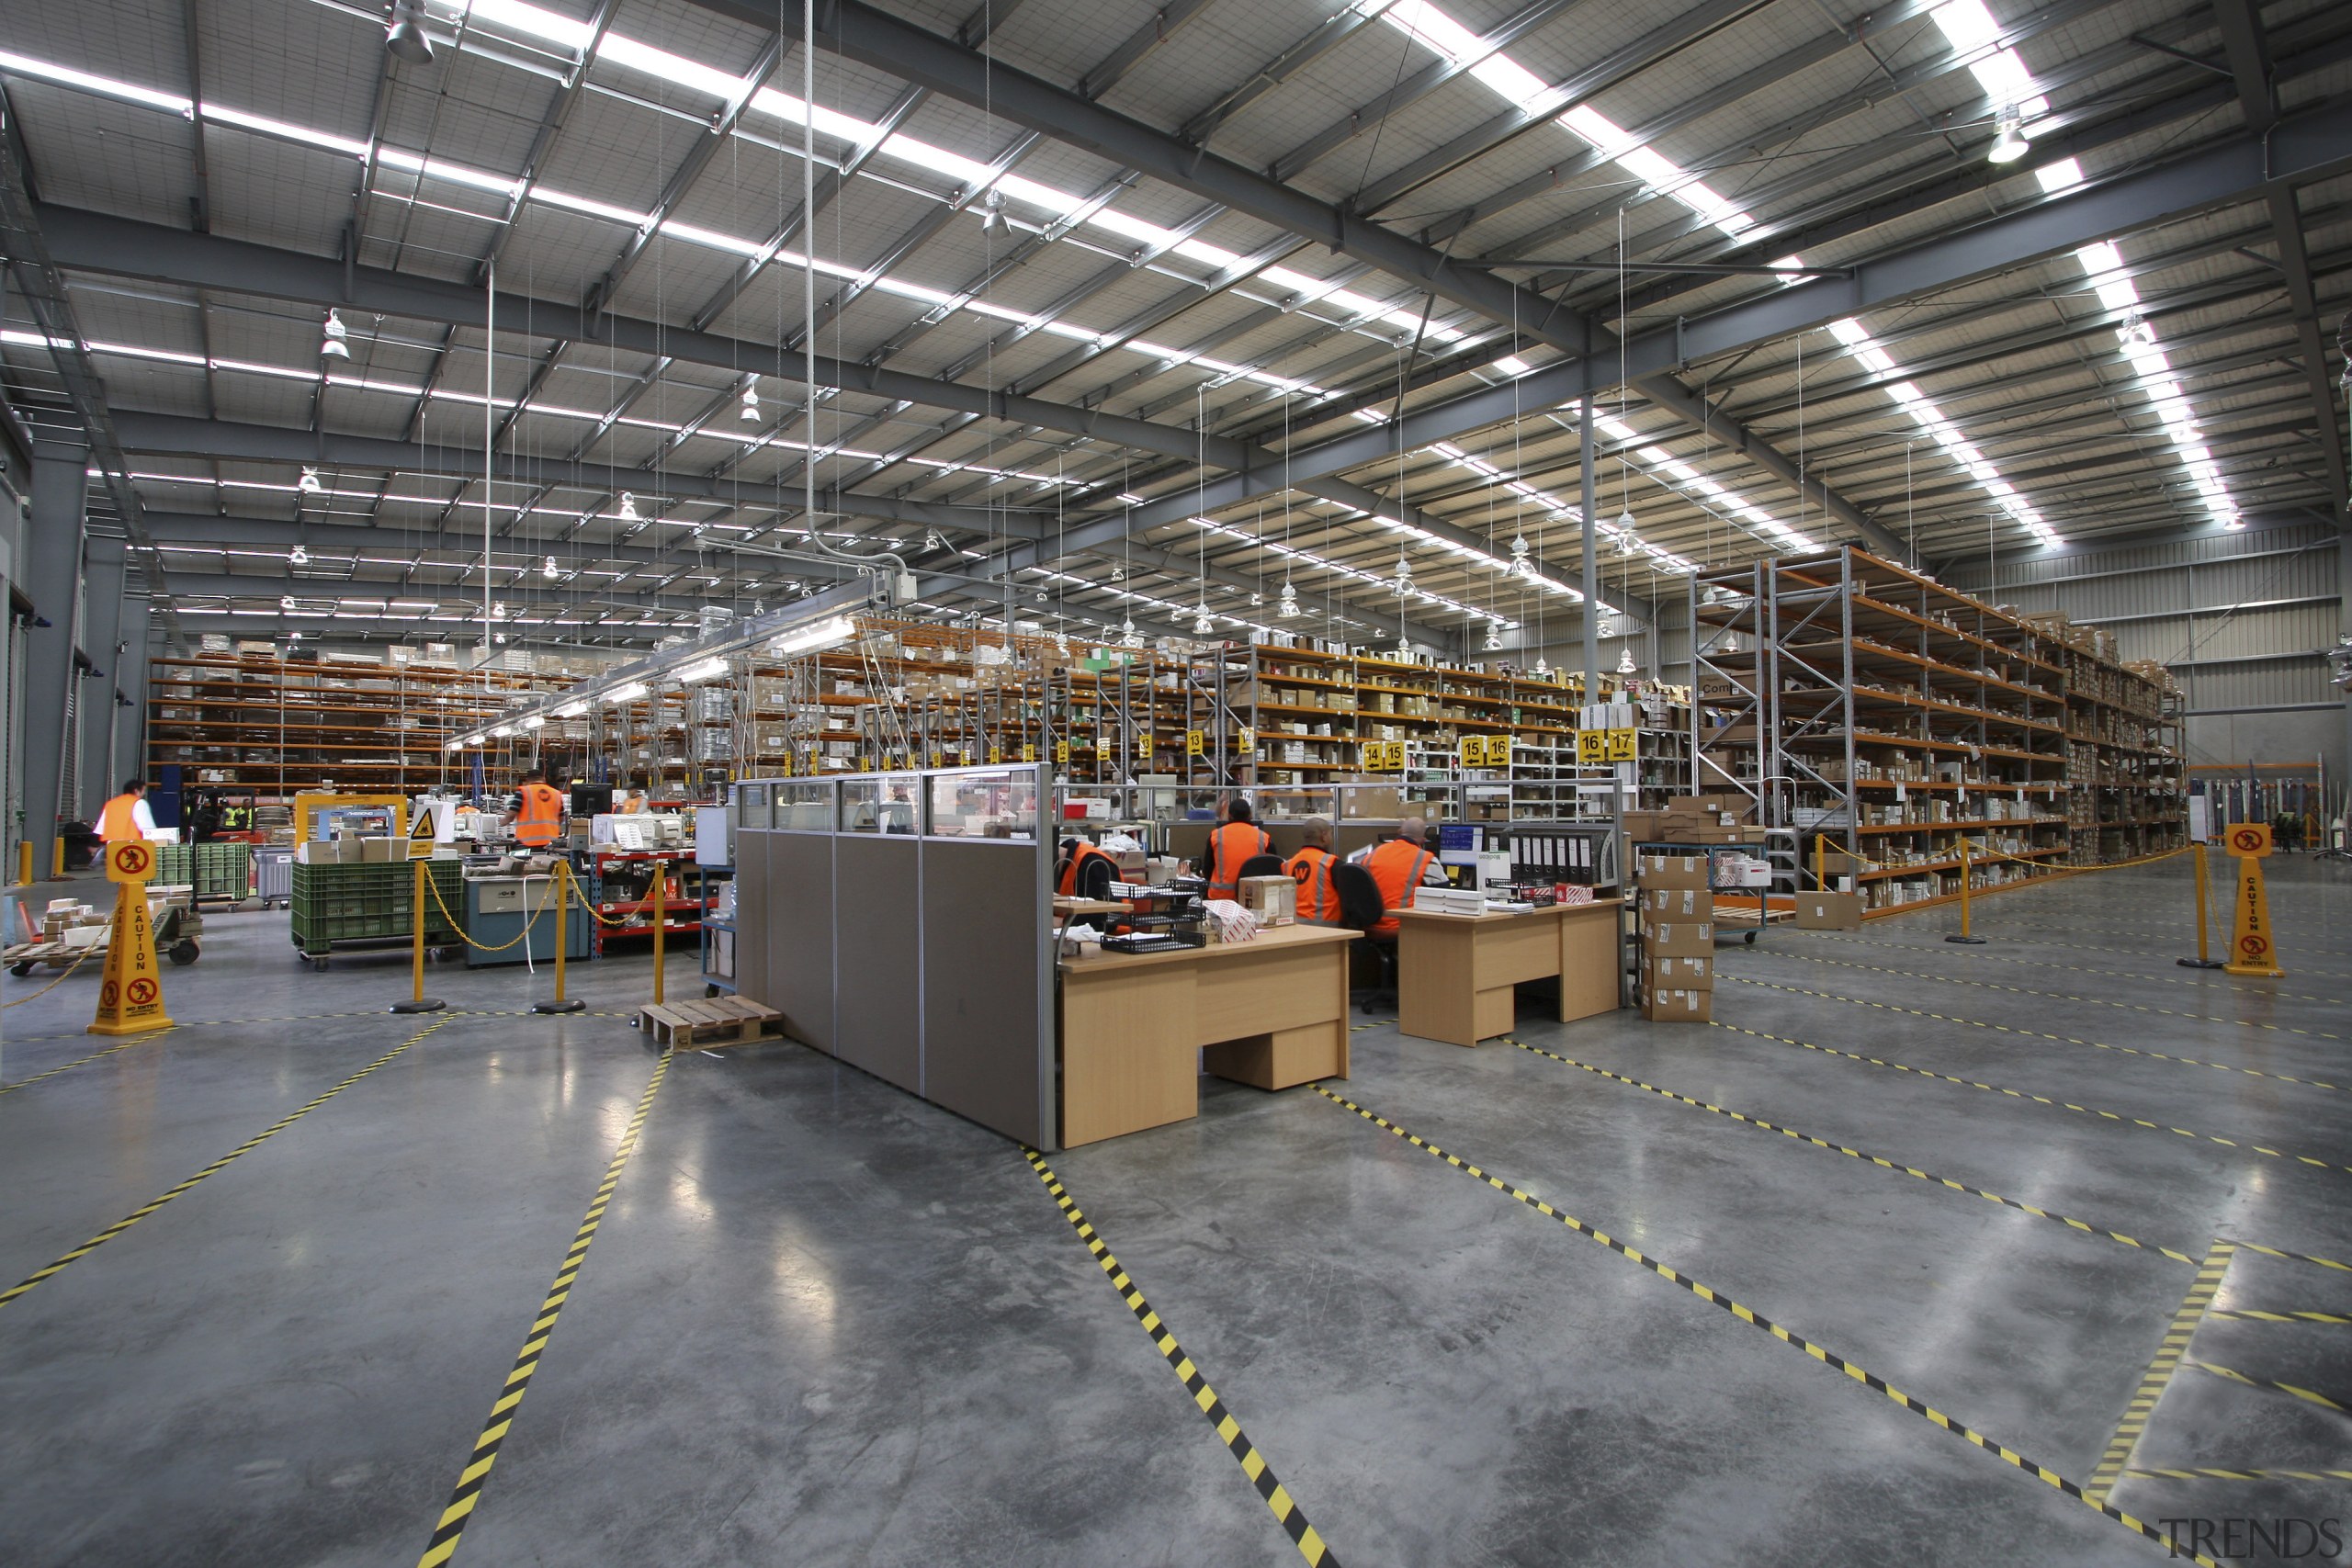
634, 996, 786, 1048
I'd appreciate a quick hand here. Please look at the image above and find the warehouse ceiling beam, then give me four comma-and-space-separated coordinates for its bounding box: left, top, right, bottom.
2209, 0, 2349, 525
711, 0, 1886, 561
1109, 106, 2352, 558
109, 412, 1035, 539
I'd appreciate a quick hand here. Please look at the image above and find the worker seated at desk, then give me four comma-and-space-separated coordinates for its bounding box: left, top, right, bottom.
1348, 816, 1447, 933
1284, 817, 1346, 923
1196, 796, 1272, 902
1057, 836, 1119, 899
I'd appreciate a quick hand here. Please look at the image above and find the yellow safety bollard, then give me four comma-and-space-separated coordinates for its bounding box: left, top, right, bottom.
16, 840, 30, 886
1945, 836, 1985, 944
531, 860, 586, 1014
52, 838, 66, 878
2177, 839, 2223, 969
650, 863, 666, 1007
390, 854, 448, 1013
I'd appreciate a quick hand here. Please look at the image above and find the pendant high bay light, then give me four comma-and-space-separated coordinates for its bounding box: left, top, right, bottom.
1988, 103, 2029, 164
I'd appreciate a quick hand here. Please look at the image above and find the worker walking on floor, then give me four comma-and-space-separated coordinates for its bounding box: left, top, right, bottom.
1354, 815, 1444, 933
1285, 817, 1344, 923
1201, 795, 1272, 902
506, 770, 567, 849
97, 777, 158, 842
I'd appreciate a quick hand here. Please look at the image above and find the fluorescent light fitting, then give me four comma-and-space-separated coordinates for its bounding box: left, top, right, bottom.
766, 613, 858, 658
678, 656, 729, 682
605, 682, 648, 704
522, 715, 547, 729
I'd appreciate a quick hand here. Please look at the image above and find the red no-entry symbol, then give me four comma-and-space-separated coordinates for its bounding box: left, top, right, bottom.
127, 977, 159, 1007
2238, 933, 2269, 958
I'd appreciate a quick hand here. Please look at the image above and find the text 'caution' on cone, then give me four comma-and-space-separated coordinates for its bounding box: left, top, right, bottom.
90, 840, 173, 1036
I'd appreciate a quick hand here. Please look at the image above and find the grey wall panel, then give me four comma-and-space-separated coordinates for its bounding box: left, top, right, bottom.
2186, 709, 2344, 768
833, 835, 918, 1089
919, 840, 1047, 1147
733, 829, 770, 1007
768, 831, 839, 1055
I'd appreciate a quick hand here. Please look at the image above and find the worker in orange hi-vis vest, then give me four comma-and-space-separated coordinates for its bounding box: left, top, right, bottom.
1200, 795, 1272, 902
1357, 816, 1443, 935
506, 770, 567, 848
1284, 816, 1344, 923
97, 778, 158, 842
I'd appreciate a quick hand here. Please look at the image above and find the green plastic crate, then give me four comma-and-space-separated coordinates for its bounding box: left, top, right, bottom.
290, 859, 463, 955
153, 842, 253, 901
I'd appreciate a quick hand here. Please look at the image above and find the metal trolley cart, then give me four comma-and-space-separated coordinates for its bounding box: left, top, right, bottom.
1633, 839, 1774, 945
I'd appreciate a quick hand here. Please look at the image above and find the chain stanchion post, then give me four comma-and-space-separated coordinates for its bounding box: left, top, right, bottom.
1945, 836, 1986, 944
650, 863, 666, 1007
531, 860, 586, 1015
390, 855, 447, 1014
2178, 839, 2223, 968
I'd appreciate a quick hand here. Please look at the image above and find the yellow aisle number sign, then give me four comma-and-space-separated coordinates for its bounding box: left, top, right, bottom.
90, 840, 173, 1037
1185, 728, 1204, 757
2222, 821, 2282, 976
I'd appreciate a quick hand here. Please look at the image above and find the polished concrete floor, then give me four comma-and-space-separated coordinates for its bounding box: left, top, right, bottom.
1, 851, 2346, 1567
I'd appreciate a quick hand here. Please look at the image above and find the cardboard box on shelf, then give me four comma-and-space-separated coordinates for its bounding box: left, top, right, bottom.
1796, 892, 1865, 930
1237, 875, 1296, 926
1620, 810, 1665, 842
1340, 784, 1405, 819
1637, 852, 1711, 888
1638, 918, 1713, 956
1639, 886, 1713, 920
1641, 987, 1712, 1022
1640, 953, 1713, 990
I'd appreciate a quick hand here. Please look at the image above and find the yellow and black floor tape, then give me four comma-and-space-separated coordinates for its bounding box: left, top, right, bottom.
1750, 951, 2346, 1047
2127, 1466, 2352, 1482
416, 1045, 673, 1568
2207, 1309, 2352, 1325
1722, 975, 2346, 1094
2088, 1242, 2234, 1501
2188, 1359, 2349, 1415
1306, 1083, 2222, 1568
1502, 1037, 2202, 1266
0, 1018, 448, 1311
0, 1026, 180, 1097
1798, 931, 2341, 1006
1711, 1020, 2352, 1179
1022, 1148, 1336, 1566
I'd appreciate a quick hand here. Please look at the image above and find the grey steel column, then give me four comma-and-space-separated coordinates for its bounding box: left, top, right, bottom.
80, 537, 126, 813
114, 592, 153, 797
23, 445, 87, 878
1579, 394, 1598, 695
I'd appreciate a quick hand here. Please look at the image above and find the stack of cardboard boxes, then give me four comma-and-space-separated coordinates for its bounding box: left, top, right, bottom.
1636, 852, 1713, 1021
1621, 793, 1757, 846
1796, 845, 1867, 929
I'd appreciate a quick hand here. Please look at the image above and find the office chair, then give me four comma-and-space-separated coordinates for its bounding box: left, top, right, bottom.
1328, 860, 1397, 1014
1057, 841, 1117, 900
1236, 853, 1286, 881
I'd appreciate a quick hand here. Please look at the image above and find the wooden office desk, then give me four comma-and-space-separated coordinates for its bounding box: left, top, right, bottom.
1057, 924, 1354, 1146
1395, 899, 1623, 1047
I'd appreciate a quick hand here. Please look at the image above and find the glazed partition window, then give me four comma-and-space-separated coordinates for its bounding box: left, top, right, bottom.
729, 766, 1054, 1147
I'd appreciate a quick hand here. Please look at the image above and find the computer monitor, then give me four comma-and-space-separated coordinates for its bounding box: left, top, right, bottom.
571, 783, 613, 818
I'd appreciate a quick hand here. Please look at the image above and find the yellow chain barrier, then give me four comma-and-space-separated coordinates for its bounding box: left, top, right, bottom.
1965, 841, 2193, 876
1, 943, 100, 1008
421, 865, 558, 952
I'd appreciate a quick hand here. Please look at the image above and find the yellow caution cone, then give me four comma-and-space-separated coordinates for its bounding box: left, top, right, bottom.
89, 840, 174, 1037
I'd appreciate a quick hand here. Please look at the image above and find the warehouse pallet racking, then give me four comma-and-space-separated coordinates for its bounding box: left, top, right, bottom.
1691, 546, 2185, 919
